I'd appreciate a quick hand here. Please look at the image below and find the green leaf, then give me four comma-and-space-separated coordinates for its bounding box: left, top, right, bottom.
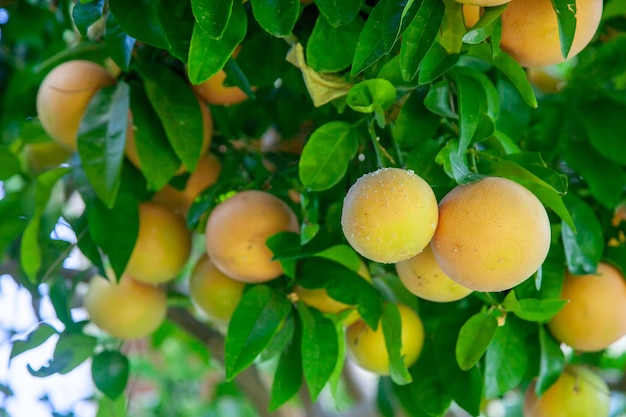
298, 121, 359, 191
315, 244, 362, 273
439, 0, 465, 53
315, 0, 362, 27
19, 167, 69, 283
49, 278, 81, 332
269, 314, 302, 410
347, 78, 396, 114
577, 99, 626, 166
85, 192, 139, 280
225, 285, 292, 380
29, 333, 97, 377
0, 145, 20, 180
563, 139, 625, 210
10, 324, 58, 361
297, 302, 340, 401
351, 0, 388, 75
462, 4, 507, 44
307, 15, 363, 73
191, 0, 233, 39
560, 194, 604, 275
76, 82, 129, 209
104, 13, 136, 72
381, 303, 412, 385
550, 0, 576, 59
435, 314, 484, 416
298, 258, 382, 330
188, 0, 247, 84
424, 80, 456, 118
327, 317, 347, 403
109, 0, 169, 51
456, 310, 498, 371
250, 0, 300, 37
537, 325, 565, 396
454, 70, 483, 153
399, 0, 445, 82
72, 0, 104, 36
92, 351, 130, 399
381, 0, 420, 53
137, 64, 204, 173
96, 395, 127, 417
468, 43, 537, 108
418, 41, 459, 85
503, 292, 567, 323
128, 82, 180, 191
392, 90, 440, 147
484, 318, 529, 399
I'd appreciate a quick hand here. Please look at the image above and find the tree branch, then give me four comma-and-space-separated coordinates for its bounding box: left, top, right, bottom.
167, 307, 288, 417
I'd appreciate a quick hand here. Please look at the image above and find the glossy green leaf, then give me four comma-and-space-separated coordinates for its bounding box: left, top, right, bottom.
563, 139, 625, 210
10, 323, 58, 361
188, 0, 247, 84
29, 333, 97, 377
191, 0, 233, 39
454, 70, 483, 153
128, 83, 180, 191
503, 292, 567, 323
381, 0, 420, 53
456, 310, 498, 371
298, 121, 359, 191
104, 13, 135, 72
96, 394, 127, 417
315, 0, 362, 27
77, 82, 129, 208
439, 0, 465, 53
109, 0, 169, 51
351, 0, 387, 75
435, 314, 484, 416
327, 317, 346, 402
468, 43, 537, 108
85, 192, 139, 280
347, 78, 396, 114
19, 167, 69, 283
577, 99, 626, 166
315, 244, 363, 273
138, 64, 204, 173
72, 0, 104, 36
250, 0, 300, 37
392, 90, 440, 147
399, 0, 445, 82
550, 0, 577, 59
307, 15, 363, 73
561, 193, 604, 275
381, 303, 412, 385
504, 152, 566, 194
484, 318, 529, 399
298, 258, 382, 330
424, 80, 456, 118
92, 350, 130, 399
0, 145, 20, 180
418, 41, 459, 85
297, 302, 340, 401
269, 314, 302, 410
225, 285, 292, 380
462, 4, 507, 44
537, 325, 565, 396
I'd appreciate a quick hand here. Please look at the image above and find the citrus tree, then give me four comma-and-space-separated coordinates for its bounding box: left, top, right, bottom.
1, 0, 626, 416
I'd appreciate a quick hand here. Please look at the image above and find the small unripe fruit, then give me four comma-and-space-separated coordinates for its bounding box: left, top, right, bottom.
341, 168, 438, 264
84, 274, 167, 340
